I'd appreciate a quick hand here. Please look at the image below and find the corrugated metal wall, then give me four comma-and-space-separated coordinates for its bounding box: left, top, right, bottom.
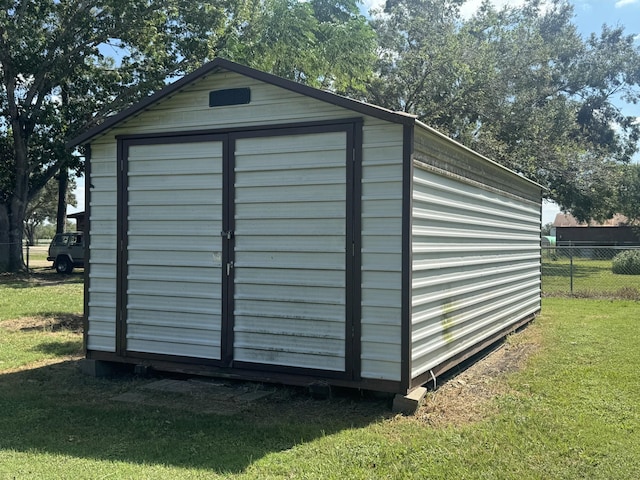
86, 142, 118, 352
360, 121, 404, 381
125, 141, 224, 358
85, 71, 406, 382
233, 132, 348, 370
410, 139, 541, 379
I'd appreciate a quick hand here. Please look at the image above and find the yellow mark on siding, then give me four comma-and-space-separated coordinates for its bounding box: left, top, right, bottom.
441, 301, 456, 344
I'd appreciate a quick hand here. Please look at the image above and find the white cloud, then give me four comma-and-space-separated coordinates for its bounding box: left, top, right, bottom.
615, 0, 639, 7
571, 0, 593, 12
360, 0, 384, 14
542, 200, 561, 225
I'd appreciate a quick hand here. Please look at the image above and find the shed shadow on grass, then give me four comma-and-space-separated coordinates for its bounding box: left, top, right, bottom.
0, 360, 393, 474
32, 340, 83, 356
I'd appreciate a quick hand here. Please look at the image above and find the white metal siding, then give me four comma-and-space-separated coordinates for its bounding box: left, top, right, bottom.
359, 122, 404, 381
125, 142, 223, 358
411, 166, 541, 379
99, 72, 358, 140
86, 142, 118, 352
233, 132, 347, 370
86, 68, 406, 382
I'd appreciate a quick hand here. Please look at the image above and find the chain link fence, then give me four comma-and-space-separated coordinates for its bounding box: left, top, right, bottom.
542, 245, 640, 298
0, 242, 50, 270
6, 241, 640, 299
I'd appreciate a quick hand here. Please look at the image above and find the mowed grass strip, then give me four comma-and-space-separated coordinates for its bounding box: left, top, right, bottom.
542, 256, 640, 297
0, 273, 639, 479
0, 269, 83, 322
0, 271, 84, 371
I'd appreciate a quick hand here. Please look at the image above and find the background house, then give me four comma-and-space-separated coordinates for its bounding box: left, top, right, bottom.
553, 213, 640, 246
67, 211, 86, 233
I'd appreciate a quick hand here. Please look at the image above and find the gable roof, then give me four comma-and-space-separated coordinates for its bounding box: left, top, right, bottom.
68, 58, 417, 147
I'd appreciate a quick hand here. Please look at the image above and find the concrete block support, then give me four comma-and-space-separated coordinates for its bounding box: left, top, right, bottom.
392, 387, 428, 415
80, 359, 120, 378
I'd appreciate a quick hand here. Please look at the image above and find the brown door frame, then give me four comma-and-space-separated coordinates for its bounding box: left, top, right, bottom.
115, 119, 362, 380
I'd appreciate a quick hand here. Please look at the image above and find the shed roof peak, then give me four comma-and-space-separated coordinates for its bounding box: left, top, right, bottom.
68, 57, 417, 147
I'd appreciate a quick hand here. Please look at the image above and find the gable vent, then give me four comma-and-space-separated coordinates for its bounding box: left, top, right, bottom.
209, 88, 251, 107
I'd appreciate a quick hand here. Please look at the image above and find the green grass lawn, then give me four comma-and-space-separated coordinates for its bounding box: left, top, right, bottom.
1, 273, 639, 479
0, 270, 84, 371
543, 256, 640, 297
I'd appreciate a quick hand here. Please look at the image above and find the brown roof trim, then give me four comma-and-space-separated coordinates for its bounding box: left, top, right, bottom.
68, 57, 417, 148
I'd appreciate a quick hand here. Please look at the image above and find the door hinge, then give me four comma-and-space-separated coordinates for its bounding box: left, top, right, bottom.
221, 230, 234, 240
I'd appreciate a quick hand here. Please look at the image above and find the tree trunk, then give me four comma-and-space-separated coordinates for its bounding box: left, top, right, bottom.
56, 167, 69, 234
1, 74, 30, 272
0, 204, 10, 271
9, 197, 26, 271
24, 222, 36, 246
0, 200, 27, 272
3, 132, 29, 272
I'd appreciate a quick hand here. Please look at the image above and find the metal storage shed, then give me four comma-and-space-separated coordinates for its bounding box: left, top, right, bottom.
70, 58, 542, 395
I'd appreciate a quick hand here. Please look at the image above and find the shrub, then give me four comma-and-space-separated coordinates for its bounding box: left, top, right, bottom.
612, 250, 640, 275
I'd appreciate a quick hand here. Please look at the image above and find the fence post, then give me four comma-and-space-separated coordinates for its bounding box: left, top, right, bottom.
569, 248, 573, 295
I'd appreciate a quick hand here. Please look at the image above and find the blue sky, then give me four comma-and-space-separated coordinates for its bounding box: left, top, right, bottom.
571, 0, 640, 41
70, 0, 640, 222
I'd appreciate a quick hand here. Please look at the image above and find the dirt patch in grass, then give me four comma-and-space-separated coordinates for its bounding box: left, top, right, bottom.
414, 323, 542, 427
106, 374, 393, 422
103, 325, 541, 424
2, 313, 83, 333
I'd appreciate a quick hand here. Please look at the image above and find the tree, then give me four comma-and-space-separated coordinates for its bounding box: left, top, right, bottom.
367, 0, 467, 117
24, 175, 76, 246
368, 0, 640, 222
618, 164, 640, 226
225, 0, 376, 94
0, 0, 376, 272
0, 1, 177, 272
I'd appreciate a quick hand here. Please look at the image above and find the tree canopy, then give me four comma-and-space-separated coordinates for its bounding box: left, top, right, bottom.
618, 164, 640, 226
1, 0, 640, 273
24, 175, 76, 246
0, 0, 376, 272
368, 0, 640, 222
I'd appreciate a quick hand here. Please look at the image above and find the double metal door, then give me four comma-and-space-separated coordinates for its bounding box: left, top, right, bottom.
118, 124, 356, 375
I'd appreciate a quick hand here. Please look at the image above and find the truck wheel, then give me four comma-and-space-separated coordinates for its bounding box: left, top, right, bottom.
55, 256, 74, 274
